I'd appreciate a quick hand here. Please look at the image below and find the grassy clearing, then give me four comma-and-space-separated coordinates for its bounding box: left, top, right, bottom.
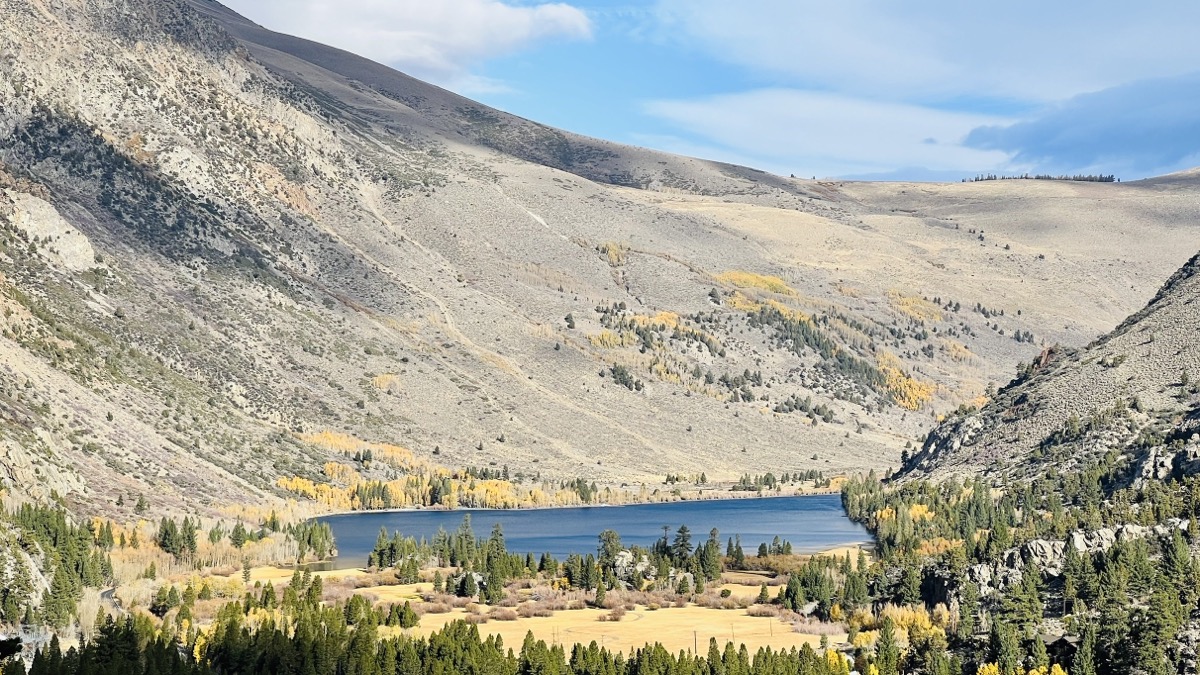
405, 601, 839, 655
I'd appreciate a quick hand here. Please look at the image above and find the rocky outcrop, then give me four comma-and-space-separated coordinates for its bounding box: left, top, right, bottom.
612, 550, 652, 583
968, 520, 1191, 597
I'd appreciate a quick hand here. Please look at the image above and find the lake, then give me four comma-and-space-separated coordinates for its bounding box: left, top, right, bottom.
315, 494, 871, 569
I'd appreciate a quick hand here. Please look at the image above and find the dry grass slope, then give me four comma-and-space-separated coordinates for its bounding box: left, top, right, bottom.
0, 0, 1195, 518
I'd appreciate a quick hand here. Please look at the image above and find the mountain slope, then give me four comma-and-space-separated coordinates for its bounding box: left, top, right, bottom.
0, 0, 1197, 517
902, 250, 1200, 481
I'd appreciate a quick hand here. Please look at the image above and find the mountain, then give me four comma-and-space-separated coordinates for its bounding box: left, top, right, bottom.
902, 250, 1200, 482
0, 0, 1197, 516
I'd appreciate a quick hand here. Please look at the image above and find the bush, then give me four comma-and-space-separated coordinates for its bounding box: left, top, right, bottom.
490, 608, 519, 621
518, 601, 556, 618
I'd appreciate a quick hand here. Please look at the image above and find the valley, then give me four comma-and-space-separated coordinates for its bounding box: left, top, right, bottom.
0, 0, 1198, 674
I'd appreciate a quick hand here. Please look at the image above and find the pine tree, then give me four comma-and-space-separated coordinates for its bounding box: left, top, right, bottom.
876, 618, 900, 675
1074, 623, 1097, 675
897, 555, 922, 605
460, 572, 478, 599
230, 522, 248, 549
672, 525, 692, 562
399, 601, 419, 629
990, 620, 1021, 675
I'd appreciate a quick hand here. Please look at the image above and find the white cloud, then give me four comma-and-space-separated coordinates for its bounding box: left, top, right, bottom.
220, 0, 591, 92
643, 89, 1012, 178
653, 0, 1200, 102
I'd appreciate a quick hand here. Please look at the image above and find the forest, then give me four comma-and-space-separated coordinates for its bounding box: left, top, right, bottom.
5, 446, 1200, 675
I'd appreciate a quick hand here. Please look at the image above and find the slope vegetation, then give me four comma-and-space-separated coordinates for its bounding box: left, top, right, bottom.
0, 0, 1196, 516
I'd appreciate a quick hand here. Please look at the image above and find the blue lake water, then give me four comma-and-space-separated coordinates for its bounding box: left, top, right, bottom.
315, 494, 871, 569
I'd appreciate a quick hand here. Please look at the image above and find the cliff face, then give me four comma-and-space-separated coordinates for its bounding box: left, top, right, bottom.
904, 251, 1200, 483
1, 0, 1197, 517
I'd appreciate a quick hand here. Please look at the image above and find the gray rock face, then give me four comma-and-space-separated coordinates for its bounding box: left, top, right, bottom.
1023, 539, 1067, 576
970, 520, 1190, 597
612, 550, 651, 582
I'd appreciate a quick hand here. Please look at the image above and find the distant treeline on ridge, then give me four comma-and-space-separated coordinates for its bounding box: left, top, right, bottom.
964, 173, 1118, 183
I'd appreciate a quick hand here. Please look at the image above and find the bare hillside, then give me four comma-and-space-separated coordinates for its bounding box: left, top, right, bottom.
0, 0, 1197, 516
902, 250, 1200, 482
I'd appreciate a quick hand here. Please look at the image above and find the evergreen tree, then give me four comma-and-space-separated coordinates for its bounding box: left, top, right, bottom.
1074, 623, 1097, 675
230, 522, 248, 549
398, 601, 419, 629
876, 617, 900, 675
672, 525, 692, 563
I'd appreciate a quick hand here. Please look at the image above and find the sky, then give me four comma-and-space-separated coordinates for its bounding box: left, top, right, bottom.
220, 0, 1200, 181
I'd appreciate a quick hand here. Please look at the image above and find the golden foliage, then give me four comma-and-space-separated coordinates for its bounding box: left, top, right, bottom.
725, 291, 762, 313
931, 603, 953, 629
876, 603, 940, 643
323, 462, 361, 484
630, 311, 681, 330
887, 290, 943, 322
824, 648, 850, 675
372, 373, 400, 392
301, 430, 420, 472
942, 339, 974, 363
916, 537, 964, 557
715, 271, 796, 296
766, 299, 809, 322
978, 664, 1001, 675
908, 504, 935, 521
853, 629, 878, 649
878, 353, 935, 410
599, 241, 629, 266
588, 330, 637, 349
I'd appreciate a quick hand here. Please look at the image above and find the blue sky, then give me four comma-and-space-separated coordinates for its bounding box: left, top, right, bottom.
222, 0, 1200, 181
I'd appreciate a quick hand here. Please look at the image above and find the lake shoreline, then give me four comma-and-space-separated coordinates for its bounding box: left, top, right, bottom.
312, 487, 842, 520
311, 493, 872, 570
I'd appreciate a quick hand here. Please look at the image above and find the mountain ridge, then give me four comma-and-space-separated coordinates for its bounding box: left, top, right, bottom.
0, 0, 1197, 518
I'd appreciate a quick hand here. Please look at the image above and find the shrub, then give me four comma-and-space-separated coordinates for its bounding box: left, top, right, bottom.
490, 608, 519, 621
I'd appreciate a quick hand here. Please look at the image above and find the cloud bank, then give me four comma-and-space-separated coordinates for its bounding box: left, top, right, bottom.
965, 73, 1200, 178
